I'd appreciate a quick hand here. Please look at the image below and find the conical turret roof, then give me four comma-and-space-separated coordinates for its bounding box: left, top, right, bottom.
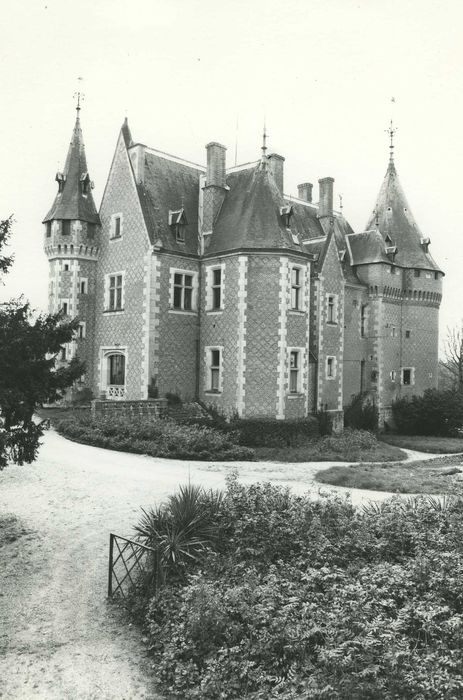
43, 110, 100, 224
365, 158, 440, 271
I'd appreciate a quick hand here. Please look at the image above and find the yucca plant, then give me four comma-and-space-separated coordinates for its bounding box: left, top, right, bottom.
134, 483, 223, 591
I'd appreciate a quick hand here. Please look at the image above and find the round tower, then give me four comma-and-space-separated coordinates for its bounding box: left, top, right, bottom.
42, 100, 100, 399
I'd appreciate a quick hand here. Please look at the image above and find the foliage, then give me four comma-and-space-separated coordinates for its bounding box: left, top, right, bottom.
228, 417, 319, 448
442, 324, 463, 390
139, 480, 463, 698
315, 405, 332, 436
165, 392, 182, 406
344, 392, 378, 431
55, 413, 254, 461
0, 301, 84, 468
0, 216, 14, 275
392, 389, 463, 437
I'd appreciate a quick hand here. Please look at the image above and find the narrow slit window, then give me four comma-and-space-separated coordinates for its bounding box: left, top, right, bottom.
291, 268, 301, 310
289, 351, 300, 393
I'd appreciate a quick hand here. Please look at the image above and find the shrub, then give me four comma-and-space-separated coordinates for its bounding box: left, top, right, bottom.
140, 481, 463, 699
228, 417, 319, 448
56, 414, 254, 461
315, 404, 332, 435
392, 389, 463, 436
344, 392, 378, 431
165, 392, 182, 406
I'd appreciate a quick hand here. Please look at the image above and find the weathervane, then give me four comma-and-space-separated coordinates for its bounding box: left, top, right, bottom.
73, 77, 84, 113
386, 119, 397, 162
339, 194, 343, 214
261, 120, 268, 159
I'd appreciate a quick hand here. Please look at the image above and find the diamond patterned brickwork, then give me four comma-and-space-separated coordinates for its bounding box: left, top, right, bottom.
342, 285, 373, 404
93, 132, 150, 400
245, 255, 281, 417
155, 253, 200, 400
199, 255, 243, 415
317, 236, 344, 411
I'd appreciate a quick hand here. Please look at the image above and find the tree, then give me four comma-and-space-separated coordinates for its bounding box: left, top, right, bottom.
0, 217, 84, 468
441, 323, 463, 391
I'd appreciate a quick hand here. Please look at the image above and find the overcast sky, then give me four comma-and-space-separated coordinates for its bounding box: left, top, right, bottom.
1, 0, 462, 351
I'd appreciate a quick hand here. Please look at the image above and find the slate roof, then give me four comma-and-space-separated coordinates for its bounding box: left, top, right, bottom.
43, 112, 100, 224
365, 159, 441, 272
347, 230, 391, 265
135, 150, 203, 254
208, 164, 321, 255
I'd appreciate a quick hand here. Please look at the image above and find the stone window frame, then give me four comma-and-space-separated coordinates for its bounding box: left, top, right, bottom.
401, 366, 415, 386
326, 293, 339, 325
290, 265, 305, 312
169, 267, 198, 314
390, 370, 396, 382
79, 277, 88, 295
326, 355, 337, 380
104, 271, 125, 313
204, 345, 223, 394
110, 212, 123, 240
99, 346, 128, 400
205, 262, 225, 312
77, 321, 86, 339
61, 298, 70, 316
288, 347, 305, 394
360, 304, 368, 338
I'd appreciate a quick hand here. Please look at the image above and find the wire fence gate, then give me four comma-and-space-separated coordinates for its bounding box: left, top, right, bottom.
108, 533, 156, 598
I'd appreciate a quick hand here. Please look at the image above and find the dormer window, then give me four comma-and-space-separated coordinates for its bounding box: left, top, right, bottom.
80, 172, 92, 195
420, 237, 430, 253
55, 172, 66, 193
280, 205, 293, 228
385, 234, 393, 244
386, 245, 397, 262
169, 208, 188, 243
339, 249, 346, 262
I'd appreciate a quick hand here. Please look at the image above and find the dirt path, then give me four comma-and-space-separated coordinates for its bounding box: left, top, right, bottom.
0, 429, 434, 698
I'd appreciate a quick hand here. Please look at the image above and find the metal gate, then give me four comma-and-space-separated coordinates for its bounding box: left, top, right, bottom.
108, 533, 156, 598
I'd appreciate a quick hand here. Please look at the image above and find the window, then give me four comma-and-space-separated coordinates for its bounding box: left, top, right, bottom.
62, 302, 68, 315
212, 268, 222, 309
64, 263, 69, 271
106, 273, 124, 311
401, 367, 414, 386
291, 267, 302, 310
326, 356, 336, 379
87, 223, 95, 240
110, 213, 123, 239
289, 351, 300, 393
169, 209, 188, 243
60, 347, 66, 360
78, 322, 86, 339
62, 220, 71, 235
390, 370, 396, 382
205, 347, 223, 393
391, 326, 396, 338
108, 354, 125, 386
434, 272, 439, 280
173, 272, 193, 310
46, 221, 52, 237
414, 269, 421, 278
360, 304, 367, 337
80, 278, 88, 294
327, 294, 337, 323
405, 329, 411, 339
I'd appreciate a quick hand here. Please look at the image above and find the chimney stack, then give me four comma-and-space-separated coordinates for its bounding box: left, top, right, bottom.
206, 142, 226, 188
268, 153, 285, 193
318, 177, 334, 218
297, 182, 313, 203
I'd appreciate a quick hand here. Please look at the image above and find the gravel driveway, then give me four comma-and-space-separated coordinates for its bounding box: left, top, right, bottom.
0, 428, 407, 699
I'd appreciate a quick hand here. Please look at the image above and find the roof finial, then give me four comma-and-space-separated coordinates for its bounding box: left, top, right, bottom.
73, 77, 84, 116
261, 120, 268, 159
339, 194, 343, 214
386, 119, 397, 162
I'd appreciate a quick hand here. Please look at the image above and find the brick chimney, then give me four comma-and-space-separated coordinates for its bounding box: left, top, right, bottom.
206, 142, 226, 188
297, 182, 313, 203
268, 153, 285, 193
318, 177, 334, 218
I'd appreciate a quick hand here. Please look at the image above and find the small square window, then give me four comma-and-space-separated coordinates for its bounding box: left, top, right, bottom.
414, 269, 421, 278
405, 330, 411, 339
64, 264, 69, 272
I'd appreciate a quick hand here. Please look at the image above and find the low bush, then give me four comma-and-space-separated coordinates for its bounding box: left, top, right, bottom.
55, 414, 254, 461
228, 416, 319, 447
344, 392, 378, 431
392, 389, 463, 436
139, 479, 463, 698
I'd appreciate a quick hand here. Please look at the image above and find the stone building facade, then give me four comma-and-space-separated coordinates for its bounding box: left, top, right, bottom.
43, 108, 443, 424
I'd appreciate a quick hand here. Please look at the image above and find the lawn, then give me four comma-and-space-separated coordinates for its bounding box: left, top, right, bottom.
316, 453, 463, 494
380, 433, 463, 453
254, 438, 405, 463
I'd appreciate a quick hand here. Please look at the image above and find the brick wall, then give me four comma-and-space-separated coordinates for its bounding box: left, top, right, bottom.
93, 131, 150, 400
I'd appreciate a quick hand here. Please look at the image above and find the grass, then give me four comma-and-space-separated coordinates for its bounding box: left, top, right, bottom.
380, 433, 463, 453
254, 440, 406, 463
316, 453, 463, 494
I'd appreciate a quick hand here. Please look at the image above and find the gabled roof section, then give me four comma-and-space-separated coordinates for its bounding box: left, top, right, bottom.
136, 150, 202, 254
348, 230, 391, 266
208, 164, 320, 254
365, 159, 441, 272
43, 110, 100, 224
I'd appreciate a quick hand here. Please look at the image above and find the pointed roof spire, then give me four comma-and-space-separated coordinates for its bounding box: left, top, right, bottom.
260, 120, 268, 170
43, 98, 100, 224
386, 119, 397, 166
